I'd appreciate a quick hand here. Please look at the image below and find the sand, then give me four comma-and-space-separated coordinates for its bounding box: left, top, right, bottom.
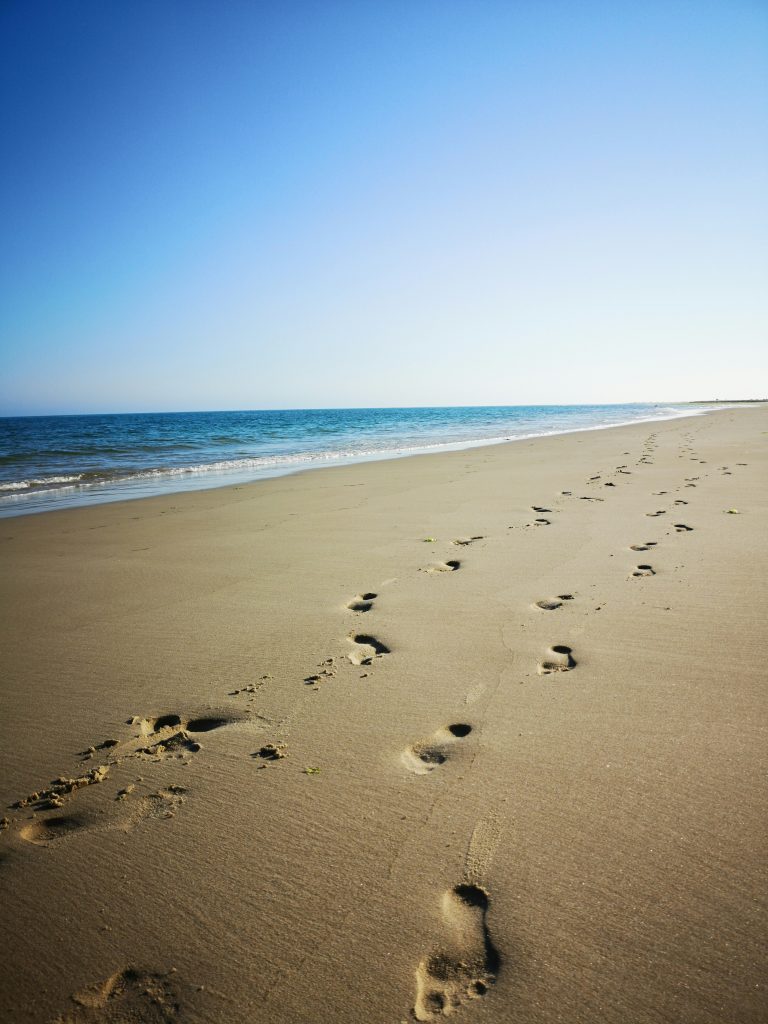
0, 405, 766, 1023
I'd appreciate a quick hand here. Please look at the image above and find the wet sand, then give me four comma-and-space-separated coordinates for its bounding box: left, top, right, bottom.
1, 405, 766, 1023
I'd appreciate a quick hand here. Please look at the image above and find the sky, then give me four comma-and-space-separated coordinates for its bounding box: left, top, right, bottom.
0, 0, 766, 415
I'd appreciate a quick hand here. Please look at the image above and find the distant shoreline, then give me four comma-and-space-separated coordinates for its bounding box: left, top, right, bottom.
0, 402, 714, 519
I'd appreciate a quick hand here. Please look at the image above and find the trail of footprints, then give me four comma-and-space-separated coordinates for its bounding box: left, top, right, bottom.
1, 710, 246, 848
10, 428, 722, 1021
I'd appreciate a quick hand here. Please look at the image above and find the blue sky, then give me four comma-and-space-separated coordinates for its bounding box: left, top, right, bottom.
1, 0, 766, 415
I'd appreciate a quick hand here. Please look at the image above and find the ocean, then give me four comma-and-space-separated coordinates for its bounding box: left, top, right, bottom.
0, 404, 703, 517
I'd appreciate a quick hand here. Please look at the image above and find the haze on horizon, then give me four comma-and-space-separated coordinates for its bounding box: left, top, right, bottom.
0, 0, 766, 417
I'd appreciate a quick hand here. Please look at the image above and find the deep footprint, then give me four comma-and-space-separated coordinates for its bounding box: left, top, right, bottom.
347, 592, 377, 612
673, 523, 693, 532
402, 724, 472, 775
347, 634, 391, 665
414, 884, 500, 1020
629, 541, 657, 552
538, 645, 576, 674
425, 561, 461, 573
632, 565, 655, 577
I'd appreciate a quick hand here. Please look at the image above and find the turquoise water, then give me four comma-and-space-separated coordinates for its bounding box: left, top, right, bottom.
0, 404, 702, 517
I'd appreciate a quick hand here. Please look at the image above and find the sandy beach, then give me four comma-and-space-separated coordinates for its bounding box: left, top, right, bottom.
0, 405, 766, 1023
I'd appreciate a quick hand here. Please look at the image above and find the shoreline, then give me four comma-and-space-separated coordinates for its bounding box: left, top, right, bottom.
1, 404, 766, 1023
0, 402, 722, 520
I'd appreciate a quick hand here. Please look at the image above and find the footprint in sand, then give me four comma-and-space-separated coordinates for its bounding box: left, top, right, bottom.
631, 564, 655, 577
424, 560, 461, 573
132, 711, 241, 761
530, 506, 552, 513
673, 499, 688, 506
402, 724, 472, 775
414, 884, 500, 1020
538, 645, 576, 674
646, 510, 666, 517
673, 523, 693, 532
17, 786, 187, 846
52, 966, 184, 1023
451, 536, 484, 546
629, 541, 657, 552
347, 592, 377, 612
531, 518, 551, 526
19, 814, 91, 845
347, 633, 391, 665
5, 709, 243, 840
533, 594, 574, 611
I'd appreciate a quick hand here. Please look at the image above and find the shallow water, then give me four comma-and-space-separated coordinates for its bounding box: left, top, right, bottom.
0, 403, 702, 517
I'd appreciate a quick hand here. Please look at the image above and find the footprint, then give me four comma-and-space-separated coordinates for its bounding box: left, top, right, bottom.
414, 884, 500, 1020
631, 564, 655, 577
76, 710, 245, 769
137, 714, 237, 759
17, 786, 187, 846
530, 506, 551, 513
538, 645, 576, 674
347, 634, 390, 665
673, 524, 693, 532
532, 518, 551, 526
533, 594, 574, 611
629, 542, 657, 552
645, 510, 666, 517
425, 560, 461, 573
451, 536, 484, 546
673, 500, 688, 506
19, 814, 89, 846
402, 724, 472, 775
347, 592, 377, 612
52, 966, 183, 1023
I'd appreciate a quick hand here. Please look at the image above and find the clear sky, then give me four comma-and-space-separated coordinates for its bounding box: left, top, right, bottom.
1, 0, 766, 415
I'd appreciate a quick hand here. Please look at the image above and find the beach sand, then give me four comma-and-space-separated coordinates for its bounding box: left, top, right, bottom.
0, 406, 766, 1023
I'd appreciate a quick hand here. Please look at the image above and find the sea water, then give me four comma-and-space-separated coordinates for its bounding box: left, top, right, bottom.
0, 404, 704, 517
